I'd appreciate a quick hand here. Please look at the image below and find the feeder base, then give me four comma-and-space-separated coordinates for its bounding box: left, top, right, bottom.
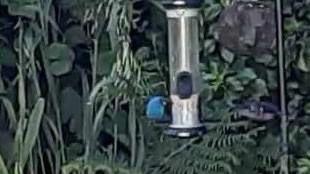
164, 126, 206, 138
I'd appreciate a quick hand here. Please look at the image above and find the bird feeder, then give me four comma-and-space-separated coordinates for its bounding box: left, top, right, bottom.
160, 0, 206, 138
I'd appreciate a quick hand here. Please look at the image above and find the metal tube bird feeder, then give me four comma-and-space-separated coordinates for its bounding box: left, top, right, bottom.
147, 0, 206, 138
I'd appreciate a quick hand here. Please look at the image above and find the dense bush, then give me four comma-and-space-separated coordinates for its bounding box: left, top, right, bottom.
1, 0, 310, 174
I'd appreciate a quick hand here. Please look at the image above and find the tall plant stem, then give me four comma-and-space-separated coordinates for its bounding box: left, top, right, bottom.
17, 18, 26, 174
30, 50, 41, 98
276, 0, 289, 173
92, 39, 99, 88
129, 99, 137, 167
38, 0, 66, 163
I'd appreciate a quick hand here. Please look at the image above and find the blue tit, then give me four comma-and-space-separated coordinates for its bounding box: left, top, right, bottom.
146, 96, 167, 120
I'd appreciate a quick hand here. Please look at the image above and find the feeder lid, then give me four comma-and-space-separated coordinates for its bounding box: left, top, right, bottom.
161, 0, 203, 9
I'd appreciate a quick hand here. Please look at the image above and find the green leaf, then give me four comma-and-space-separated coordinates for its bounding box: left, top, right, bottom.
236, 68, 257, 85
266, 70, 278, 89
22, 98, 45, 168
60, 87, 81, 123
0, 131, 14, 167
226, 77, 243, 91
204, 39, 216, 54
251, 79, 269, 98
97, 51, 116, 76
284, 17, 301, 34
24, 24, 42, 52
99, 33, 112, 52
220, 48, 235, 63
134, 47, 150, 60
66, 143, 83, 161
60, 87, 83, 138
64, 26, 88, 47
46, 43, 75, 76
103, 110, 128, 135
0, 0, 8, 5
8, 5, 38, 19
297, 54, 310, 72
254, 54, 274, 65
10, 0, 38, 6
0, 96, 17, 130
0, 153, 8, 174
0, 45, 17, 67
203, 4, 222, 21
304, 103, 310, 115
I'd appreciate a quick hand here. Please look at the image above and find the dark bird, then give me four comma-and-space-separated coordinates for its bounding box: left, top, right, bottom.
235, 100, 281, 121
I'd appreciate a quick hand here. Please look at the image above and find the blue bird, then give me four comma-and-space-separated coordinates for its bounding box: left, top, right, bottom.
146, 96, 167, 121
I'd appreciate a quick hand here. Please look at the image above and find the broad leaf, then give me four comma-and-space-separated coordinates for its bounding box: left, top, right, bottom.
251, 79, 269, 98
0, 45, 17, 67
8, 5, 38, 19
254, 54, 274, 65
97, 51, 116, 76
236, 68, 257, 85
24, 24, 42, 52
204, 39, 216, 54
266, 69, 278, 89
64, 26, 88, 47
60, 87, 83, 138
226, 77, 243, 91
0, 130, 14, 167
46, 43, 75, 76
220, 48, 235, 63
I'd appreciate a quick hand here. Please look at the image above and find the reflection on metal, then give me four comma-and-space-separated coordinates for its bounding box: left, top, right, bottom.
169, 95, 201, 128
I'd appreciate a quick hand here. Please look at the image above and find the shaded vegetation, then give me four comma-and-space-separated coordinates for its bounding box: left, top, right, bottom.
0, 0, 310, 174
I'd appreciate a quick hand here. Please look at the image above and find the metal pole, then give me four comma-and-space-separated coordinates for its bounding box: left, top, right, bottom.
275, 0, 289, 173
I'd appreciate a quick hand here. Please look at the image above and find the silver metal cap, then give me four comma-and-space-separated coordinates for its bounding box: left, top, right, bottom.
166, 8, 200, 18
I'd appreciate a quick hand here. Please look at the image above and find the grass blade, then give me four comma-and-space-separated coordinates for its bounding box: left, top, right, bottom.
0, 153, 9, 174
21, 98, 45, 168
0, 96, 17, 130
135, 120, 144, 168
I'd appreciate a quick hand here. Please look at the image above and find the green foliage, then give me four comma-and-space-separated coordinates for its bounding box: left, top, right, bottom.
46, 43, 75, 76
298, 153, 310, 174
0, 154, 9, 174
0, 44, 17, 67
0, 0, 310, 174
